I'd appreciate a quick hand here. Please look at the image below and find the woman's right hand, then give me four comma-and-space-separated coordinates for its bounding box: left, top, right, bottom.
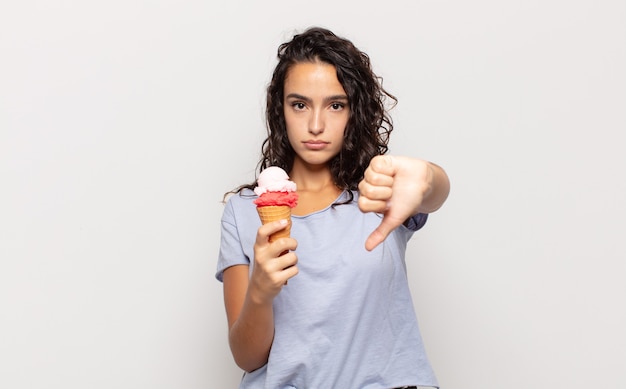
248, 219, 298, 304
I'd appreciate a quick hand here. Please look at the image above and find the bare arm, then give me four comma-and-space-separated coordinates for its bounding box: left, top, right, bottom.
223, 265, 274, 372
222, 220, 298, 372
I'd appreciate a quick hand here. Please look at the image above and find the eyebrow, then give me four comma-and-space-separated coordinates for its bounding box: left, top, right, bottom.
285, 93, 349, 103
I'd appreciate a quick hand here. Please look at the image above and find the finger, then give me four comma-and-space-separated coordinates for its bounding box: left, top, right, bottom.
364, 213, 405, 251
254, 248, 297, 280
358, 195, 389, 214
276, 250, 298, 271
278, 260, 299, 286
274, 251, 299, 286
272, 237, 298, 256
256, 219, 289, 245
358, 180, 393, 202
281, 264, 299, 281
363, 163, 394, 187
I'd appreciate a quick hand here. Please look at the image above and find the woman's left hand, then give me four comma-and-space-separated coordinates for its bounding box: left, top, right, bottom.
358, 155, 449, 251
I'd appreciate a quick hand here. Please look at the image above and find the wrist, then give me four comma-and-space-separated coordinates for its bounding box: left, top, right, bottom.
246, 281, 276, 307
419, 161, 450, 213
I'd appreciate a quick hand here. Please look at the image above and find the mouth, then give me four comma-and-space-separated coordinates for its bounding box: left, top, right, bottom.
303, 140, 330, 150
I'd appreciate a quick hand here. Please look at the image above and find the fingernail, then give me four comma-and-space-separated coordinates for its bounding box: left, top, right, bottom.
279, 219, 288, 225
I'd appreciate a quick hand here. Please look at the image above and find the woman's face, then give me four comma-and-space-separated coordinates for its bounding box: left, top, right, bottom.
283, 61, 350, 168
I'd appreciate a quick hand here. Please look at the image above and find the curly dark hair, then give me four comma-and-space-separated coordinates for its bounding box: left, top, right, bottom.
231, 27, 396, 201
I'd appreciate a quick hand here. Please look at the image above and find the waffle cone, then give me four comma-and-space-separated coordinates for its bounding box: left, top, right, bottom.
257, 205, 292, 242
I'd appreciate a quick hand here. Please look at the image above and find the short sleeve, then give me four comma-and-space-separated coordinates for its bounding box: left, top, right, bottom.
215, 198, 251, 282
404, 212, 428, 231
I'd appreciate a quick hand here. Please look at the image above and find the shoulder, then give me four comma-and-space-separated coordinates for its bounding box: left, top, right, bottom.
221, 189, 258, 224
223, 188, 257, 208
224, 188, 256, 205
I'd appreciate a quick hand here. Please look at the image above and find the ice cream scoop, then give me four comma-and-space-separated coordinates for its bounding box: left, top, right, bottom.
254, 166, 297, 196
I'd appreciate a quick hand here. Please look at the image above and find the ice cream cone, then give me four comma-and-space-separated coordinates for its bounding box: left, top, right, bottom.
256, 205, 292, 242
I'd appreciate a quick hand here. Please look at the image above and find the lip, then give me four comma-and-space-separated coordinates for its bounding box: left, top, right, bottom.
303, 140, 329, 150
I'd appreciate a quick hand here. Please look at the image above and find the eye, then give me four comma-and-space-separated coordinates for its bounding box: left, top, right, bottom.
292, 102, 306, 110
330, 102, 345, 111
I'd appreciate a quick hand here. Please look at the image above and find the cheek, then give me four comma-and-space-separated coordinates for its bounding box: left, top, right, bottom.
284, 112, 308, 140
283, 113, 294, 136
334, 110, 349, 129
332, 118, 348, 141
284, 111, 301, 132
285, 124, 299, 150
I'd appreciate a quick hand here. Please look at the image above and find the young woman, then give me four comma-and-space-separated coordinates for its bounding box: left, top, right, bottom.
216, 27, 450, 388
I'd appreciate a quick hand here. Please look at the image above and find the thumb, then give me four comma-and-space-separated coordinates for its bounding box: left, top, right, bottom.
364, 213, 405, 251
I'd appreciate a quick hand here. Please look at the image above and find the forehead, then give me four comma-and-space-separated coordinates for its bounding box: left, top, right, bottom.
284, 62, 346, 95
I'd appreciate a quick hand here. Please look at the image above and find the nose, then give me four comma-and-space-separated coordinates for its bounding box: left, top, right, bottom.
308, 109, 324, 135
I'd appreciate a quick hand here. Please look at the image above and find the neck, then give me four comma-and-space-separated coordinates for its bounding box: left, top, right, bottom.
289, 159, 338, 193
289, 159, 343, 216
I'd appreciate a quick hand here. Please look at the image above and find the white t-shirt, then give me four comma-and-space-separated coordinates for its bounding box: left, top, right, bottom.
216, 190, 438, 389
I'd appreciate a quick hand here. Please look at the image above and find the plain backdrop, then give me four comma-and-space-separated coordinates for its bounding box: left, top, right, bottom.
1, 1, 625, 388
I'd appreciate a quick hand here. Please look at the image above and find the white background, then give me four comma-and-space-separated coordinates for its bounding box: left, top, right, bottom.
1, 1, 625, 388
